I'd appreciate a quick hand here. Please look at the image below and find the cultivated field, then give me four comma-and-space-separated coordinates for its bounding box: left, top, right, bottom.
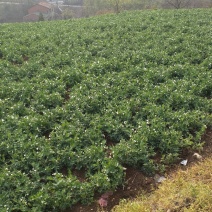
0, 9, 211, 211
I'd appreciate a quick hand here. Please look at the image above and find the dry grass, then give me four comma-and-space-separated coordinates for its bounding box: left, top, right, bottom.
112, 157, 212, 212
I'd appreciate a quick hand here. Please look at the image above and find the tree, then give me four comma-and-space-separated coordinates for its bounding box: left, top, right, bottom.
38, 12, 44, 21
109, 0, 122, 13
165, 0, 191, 9
107, 0, 132, 13
83, 0, 108, 16
83, 0, 133, 16
62, 8, 74, 19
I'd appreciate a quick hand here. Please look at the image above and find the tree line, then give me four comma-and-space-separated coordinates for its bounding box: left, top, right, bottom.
83, 0, 212, 16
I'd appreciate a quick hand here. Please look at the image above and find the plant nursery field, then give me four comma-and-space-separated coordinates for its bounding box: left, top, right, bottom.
0, 8, 212, 211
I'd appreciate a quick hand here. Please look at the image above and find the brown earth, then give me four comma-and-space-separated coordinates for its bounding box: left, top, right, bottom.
65, 128, 212, 212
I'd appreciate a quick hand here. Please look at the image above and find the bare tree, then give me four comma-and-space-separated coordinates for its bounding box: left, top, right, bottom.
165, 0, 191, 8
83, 0, 131, 16
62, 8, 74, 19
107, 0, 133, 13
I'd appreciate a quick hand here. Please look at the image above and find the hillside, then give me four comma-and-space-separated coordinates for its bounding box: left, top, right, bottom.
0, 9, 212, 211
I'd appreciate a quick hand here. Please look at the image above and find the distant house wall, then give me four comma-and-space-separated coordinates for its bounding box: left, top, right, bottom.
23, 13, 39, 22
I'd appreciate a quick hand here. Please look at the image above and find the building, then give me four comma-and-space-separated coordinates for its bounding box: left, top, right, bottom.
23, 1, 62, 22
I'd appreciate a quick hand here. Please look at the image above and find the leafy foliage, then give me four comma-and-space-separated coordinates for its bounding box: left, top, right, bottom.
0, 9, 211, 211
